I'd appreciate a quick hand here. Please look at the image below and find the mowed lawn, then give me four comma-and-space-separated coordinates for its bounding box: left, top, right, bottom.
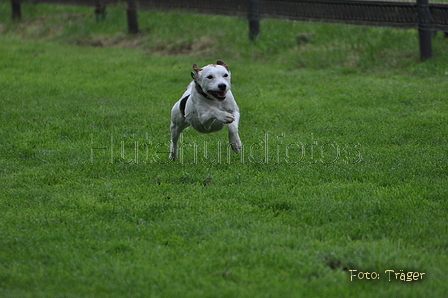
1, 3, 448, 297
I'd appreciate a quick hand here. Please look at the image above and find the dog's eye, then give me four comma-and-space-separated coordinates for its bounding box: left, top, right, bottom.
206, 75, 213, 79
223, 73, 229, 77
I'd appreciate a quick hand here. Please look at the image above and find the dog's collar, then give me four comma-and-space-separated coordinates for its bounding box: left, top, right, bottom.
194, 80, 214, 100
191, 72, 213, 100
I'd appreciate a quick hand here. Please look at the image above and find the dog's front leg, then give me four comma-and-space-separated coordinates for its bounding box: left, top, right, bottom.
228, 110, 242, 154
199, 108, 235, 130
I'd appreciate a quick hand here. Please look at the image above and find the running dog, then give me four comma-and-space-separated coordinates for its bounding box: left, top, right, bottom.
169, 61, 242, 160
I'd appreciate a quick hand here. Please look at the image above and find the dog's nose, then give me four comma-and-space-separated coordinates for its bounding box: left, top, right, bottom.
218, 83, 226, 91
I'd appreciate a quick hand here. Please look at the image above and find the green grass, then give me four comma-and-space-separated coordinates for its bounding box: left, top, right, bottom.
1, 2, 448, 297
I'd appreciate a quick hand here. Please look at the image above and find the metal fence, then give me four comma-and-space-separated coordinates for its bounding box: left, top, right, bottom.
9, 0, 448, 60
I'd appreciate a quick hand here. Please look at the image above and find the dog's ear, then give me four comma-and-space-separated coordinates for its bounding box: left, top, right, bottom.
192, 63, 203, 73
216, 60, 229, 71
192, 63, 203, 80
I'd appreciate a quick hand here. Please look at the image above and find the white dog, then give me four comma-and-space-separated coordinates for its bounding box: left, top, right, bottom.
170, 61, 242, 160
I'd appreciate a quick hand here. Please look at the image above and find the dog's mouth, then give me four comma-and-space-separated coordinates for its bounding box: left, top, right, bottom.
207, 90, 227, 100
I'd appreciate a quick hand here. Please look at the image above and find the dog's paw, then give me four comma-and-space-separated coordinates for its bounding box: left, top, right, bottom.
218, 112, 235, 124
229, 137, 242, 154
169, 151, 177, 160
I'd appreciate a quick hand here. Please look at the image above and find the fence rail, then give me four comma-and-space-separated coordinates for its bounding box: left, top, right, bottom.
10, 0, 448, 60
17, 0, 448, 31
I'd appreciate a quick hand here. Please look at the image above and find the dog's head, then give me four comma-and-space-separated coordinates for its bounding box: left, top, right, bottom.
192, 60, 231, 100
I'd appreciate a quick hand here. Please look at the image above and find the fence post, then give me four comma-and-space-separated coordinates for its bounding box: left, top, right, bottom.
416, 0, 432, 61
248, 0, 260, 40
11, 0, 21, 21
127, 0, 139, 34
94, 0, 106, 21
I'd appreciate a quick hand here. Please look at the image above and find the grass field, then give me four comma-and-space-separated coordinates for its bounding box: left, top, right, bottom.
1, 2, 448, 297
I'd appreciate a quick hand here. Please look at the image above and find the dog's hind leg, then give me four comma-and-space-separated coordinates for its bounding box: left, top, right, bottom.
170, 98, 189, 160
170, 119, 189, 160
